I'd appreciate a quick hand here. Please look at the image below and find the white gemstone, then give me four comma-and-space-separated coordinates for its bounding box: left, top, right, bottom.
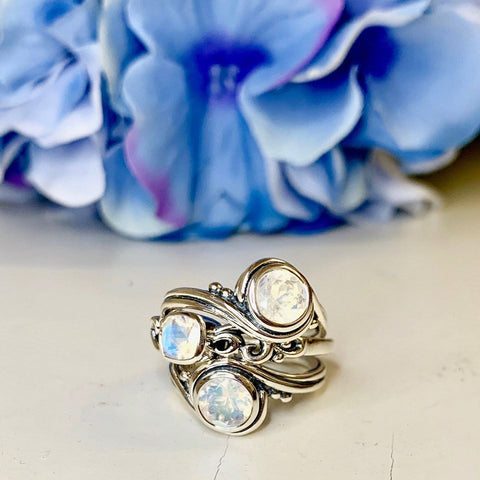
255, 268, 309, 325
161, 314, 202, 361
198, 376, 253, 429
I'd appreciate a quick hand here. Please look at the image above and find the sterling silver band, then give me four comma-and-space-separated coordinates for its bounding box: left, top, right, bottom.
150, 258, 333, 435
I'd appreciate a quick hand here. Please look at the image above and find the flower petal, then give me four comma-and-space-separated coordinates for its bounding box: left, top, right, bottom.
99, 145, 174, 239
241, 68, 363, 166
192, 104, 287, 235
265, 149, 367, 222
25, 138, 105, 207
284, 148, 368, 214
395, 149, 457, 175
0, 55, 101, 146
191, 105, 249, 234
0, 0, 66, 28
46, 0, 99, 48
100, 0, 145, 116
231, 0, 344, 91
360, 3, 480, 152
349, 149, 441, 222
345, 108, 459, 174
36, 45, 103, 147
123, 52, 287, 236
263, 157, 316, 221
0, 29, 66, 99
126, 0, 343, 89
122, 54, 192, 229
294, 0, 429, 81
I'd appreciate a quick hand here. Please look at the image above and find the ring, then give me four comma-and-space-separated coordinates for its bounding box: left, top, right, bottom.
150, 258, 333, 435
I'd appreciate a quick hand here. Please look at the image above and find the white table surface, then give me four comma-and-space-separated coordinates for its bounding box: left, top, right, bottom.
1, 146, 479, 480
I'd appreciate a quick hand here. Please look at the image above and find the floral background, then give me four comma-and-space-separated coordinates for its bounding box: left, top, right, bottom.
1, 0, 480, 239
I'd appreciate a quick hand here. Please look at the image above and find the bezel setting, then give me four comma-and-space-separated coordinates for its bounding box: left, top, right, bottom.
235, 258, 317, 341
191, 365, 267, 435
247, 263, 312, 330
160, 311, 206, 365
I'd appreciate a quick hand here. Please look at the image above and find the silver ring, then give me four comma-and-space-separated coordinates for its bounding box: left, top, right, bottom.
150, 258, 334, 435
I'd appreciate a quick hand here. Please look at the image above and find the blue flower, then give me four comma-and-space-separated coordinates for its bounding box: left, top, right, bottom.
100, 0, 345, 238
255, 0, 480, 224
0, 0, 104, 207
100, 0, 480, 239
273, 0, 480, 171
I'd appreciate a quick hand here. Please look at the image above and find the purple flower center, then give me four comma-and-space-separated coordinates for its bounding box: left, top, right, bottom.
186, 36, 269, 102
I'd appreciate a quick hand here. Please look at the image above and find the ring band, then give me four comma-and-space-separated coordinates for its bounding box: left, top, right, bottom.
150, 258, 333, 435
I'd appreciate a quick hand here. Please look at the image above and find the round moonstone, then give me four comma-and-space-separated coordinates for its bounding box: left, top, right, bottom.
255, 268, 309, 325
198, 377, 253, 429
161, 314, 202, 361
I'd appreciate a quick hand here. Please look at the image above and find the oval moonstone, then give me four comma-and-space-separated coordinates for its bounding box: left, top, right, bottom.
161, 313, 202, 361
198, 377, 254, 429
255, 268, 309, 325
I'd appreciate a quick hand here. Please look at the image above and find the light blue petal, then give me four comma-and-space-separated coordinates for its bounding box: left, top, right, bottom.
0, 1, 102, 146
0, 56, 99, 146
47, 0, 99, 48
264, 156, 315, 221
0, 0, 75, 29
26, 138, 105, 207
265, 148, 368, 222
348, 149, 441, 222
267, 147, 440, 225
126, 0, 343, 89
192, 105, 248, 233
361, 4, 480, 152
36, 44, 103, 147
233, 0, 343, 93
284, 148, 368, 214
346, 111, 458, 174
0, 0, 98, 48
123, 52, 286, 235
294, 0, 429, 81
122, 54, 192, 229
125, 0, 205, 58
99, 145, 174, 239
100, 0, 144, 116
395, 149, 457, 175
193, 104, 287, 235
241, 68, 363, 166
0, 29, 66, 99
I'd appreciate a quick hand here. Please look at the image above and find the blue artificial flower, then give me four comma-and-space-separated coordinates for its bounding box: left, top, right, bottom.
246, 0, 480, 223
0, 0, 104, 207
100, 0, 480, 239
100, 0, 345, 238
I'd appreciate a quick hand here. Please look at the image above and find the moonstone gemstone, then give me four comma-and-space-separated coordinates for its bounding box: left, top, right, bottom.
255, 268, 309, 325
198, 377, 253, 429
161, 314, 202, 361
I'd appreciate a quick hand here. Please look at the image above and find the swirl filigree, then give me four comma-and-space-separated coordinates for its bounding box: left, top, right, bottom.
152, 258, 333, 435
